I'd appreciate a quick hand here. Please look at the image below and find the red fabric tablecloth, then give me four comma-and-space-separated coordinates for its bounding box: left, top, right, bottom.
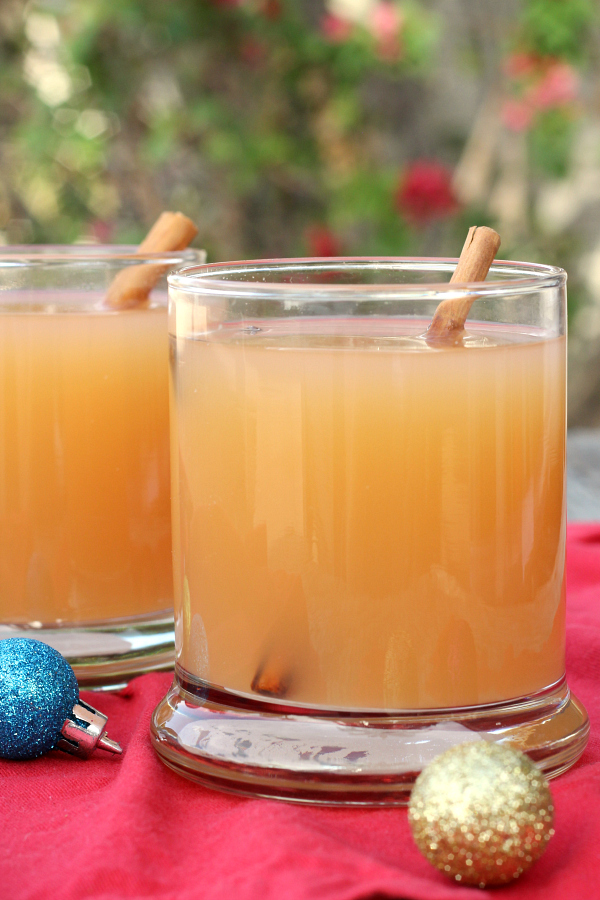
2, 523, 600, 900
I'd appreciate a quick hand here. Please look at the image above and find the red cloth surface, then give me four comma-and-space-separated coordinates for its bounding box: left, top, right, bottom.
2, 523, 600, 900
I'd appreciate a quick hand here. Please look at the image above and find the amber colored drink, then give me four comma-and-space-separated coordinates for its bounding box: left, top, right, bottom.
0, 303, 172, 625
172, 321, 566, 710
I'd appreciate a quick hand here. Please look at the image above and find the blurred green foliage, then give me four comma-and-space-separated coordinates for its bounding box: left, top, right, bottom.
521, 0, 596, 61
529, 109, 575, 179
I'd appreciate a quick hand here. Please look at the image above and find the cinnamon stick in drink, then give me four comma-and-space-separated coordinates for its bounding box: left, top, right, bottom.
250, 226, 501, 700
251, 649, 294, 698
424, 225, 500, 341
250, 573, 307, 699
105, 211, 198, 309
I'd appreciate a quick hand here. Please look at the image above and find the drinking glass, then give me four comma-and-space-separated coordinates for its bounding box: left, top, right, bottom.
0, 245, 205, 687
153, 257, 588, 804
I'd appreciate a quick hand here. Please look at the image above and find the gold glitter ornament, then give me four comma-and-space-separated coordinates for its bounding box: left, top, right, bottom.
408, 742, 555, 888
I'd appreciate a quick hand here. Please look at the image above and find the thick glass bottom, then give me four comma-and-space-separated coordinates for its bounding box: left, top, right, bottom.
151, 667, 589, 806
0, 613, 175, 689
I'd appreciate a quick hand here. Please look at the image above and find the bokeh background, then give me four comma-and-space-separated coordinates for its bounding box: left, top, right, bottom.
1, 0, 600, 421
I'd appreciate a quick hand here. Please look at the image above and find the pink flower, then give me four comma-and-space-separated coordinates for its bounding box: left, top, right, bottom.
90, 219, 114, 243
321, 14, 353, 43
501, 54, 580, 132
395, 160, 459, 225
369, 1, 403, 61
306, 225, 342, 257
501, 97, 534, 132
531, 60, 579, 109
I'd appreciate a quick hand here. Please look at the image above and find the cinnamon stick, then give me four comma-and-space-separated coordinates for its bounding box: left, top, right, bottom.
250, 574, 308, 700
251, 650, 294, 698
424, 225, 501, 342
105, 211, 198, 309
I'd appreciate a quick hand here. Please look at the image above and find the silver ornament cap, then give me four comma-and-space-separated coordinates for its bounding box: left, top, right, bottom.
56, 698, 122, 759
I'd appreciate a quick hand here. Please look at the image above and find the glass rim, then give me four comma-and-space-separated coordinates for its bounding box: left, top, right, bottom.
0, 245, 203, 266
169, 256, 566, 301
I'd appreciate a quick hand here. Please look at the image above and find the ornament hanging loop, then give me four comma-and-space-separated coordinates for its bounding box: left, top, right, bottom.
56, 699, 123, 759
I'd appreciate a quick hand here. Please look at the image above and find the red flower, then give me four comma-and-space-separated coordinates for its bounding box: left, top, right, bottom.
306, 225, 342, 257
395, 160, 459, 225
504, 52, 538, 79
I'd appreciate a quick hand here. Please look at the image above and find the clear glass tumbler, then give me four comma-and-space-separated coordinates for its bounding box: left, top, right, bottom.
0, 245, 205, 687
153, 257, 588, 804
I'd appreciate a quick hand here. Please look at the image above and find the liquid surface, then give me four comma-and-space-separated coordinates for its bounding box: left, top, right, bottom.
172, 319, 566, 710
0, 307, 172, 625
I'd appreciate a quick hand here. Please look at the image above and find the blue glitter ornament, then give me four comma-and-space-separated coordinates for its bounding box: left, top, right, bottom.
0, 638, 122, 760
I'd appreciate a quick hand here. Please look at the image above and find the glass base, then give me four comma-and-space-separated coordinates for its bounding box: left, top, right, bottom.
0, 614, 175, 689
151, 668, 589, 806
